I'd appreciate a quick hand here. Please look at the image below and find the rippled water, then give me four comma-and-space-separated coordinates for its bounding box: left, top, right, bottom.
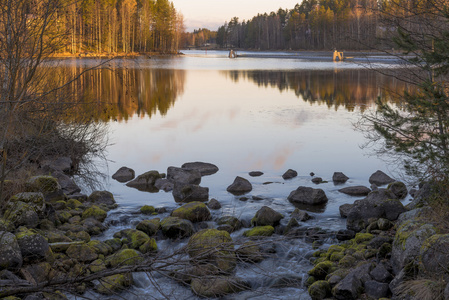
58, 50, 410, 299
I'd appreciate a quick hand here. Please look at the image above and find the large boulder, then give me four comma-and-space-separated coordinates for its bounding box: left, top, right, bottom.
112, 166, 135, 183
420, 234, 449, 275
66, 243, 98, 262
391, 221, 437, 274
4, 201, 39, 228
88, 191, 117, 209
0, 231, 23, 271
82, 205, 108, 222
346, 189, 406, 232
387, 181, 408, 199
26, 176, 61, 194
226, 177, 252, 195
171, 202, 211, 222
181, 162, 219, 176
282, 169, 298, 180
287, 186, 328, 206
136, 219, 160, 236
15, 229, 52, 263
172, 183, 209, 203
167, 167, 201, 184
251, 206, 284, 227
332, 172, 349, 184
126, 170, 163, 192
51, 170, 81, 195
113, 229, 151, 250
9, 192, 45, 215
160, 217, 194, 239
187, 229, 236, 274
338, 186, 371, 197
191, 276, 249, 298
369, 170, 395, 186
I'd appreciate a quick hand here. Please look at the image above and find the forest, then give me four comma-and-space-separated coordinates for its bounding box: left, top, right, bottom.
38, 0, 185, 54
216, 0, 389, 50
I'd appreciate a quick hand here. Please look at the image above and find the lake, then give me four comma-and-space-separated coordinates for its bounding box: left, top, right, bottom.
57, 50, 409, 299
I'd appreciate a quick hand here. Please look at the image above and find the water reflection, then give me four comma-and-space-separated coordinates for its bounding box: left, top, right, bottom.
53, 65, 186, 122
223, 69, 410, 112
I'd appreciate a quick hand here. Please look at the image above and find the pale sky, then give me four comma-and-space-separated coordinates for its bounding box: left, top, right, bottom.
173, 0, 300, 32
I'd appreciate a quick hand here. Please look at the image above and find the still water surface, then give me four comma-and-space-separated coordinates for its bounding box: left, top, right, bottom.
61, 50, 408, 299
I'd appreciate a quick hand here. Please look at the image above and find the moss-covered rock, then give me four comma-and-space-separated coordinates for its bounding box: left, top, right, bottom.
0, 218, 15, 232
139, 238, 158, 254
66, 230, 91, 243
88, 240, 113, 256
15, 228, 52, 263
113, 229, 150, 250
308, 261, 334, 279
217, 216, 242, 232
140, 205, 156, 215
67, 199, 83, 209
243, 226, 274, 238
66, 243, 98, 262
308, 280, 331, 300
136, 218, 160, 236
104, 238, 122, 253
354, 233, 374, 243
106, 249, 143, 267
9, 192, 46, 214
388, 181, 408, 199
4, 201, 39, 228
191, 276, 249, 298
0, 231, 23, 271
339, 254, 357, 268
96, 273, 133, 295
57, 211, 72, 223
420, 233, 449, 275
87, 191, 117, 209
27, 176, 60, 193
251, 206, 284, 227
89, 259, 106, 273
160, 217, 194, 239
236, 241, 265, 263
81, 205, 107, 222
171, 201, 211, 222
187, 229, 236, 274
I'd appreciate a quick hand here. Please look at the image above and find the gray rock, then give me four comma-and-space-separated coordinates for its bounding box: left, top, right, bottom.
282, 169, 298, 180
406, 182, 433, 210
364, 280, 390, 299
171, 202, 211, 223
4, 201, 40, 228
112, 167, 135, 183
207, 198, 222, 210
181, 162, 219, 176
389, 269, 407, 297
287, 186, 328, 206
154, 178, 174, 192
368, 236, 393, 249
160, 217, 194, 239
41, 156, 73, 173
370, 263, 392, 283
9, 192, 45, 215
312, 177, 323, 184
397, 207, 431, 225
444, 282, 449, 300
251, 206, 284, 226
16, 231, 51, 263
0, 231, 23, 271
369, 170, 395, 186
226, 176, 252, 195
332, 273, 361, 300
88, 190, 117, 208
126, 170, 163, 192
420, 233, 449, 275
51, 171, 81, 195
339, 203, 353, 218
346, 189, 406, 232
336, 229, 355, 241
249, 171, 264, 177
391, 221, 437, 274
172, 183, 209, 203
332, 172, 349, 184
291, 208, 312, 222
338, 186, 371, 196
167, 166, 201, 184
388, 181, 408, 199
217, 216, 242, 232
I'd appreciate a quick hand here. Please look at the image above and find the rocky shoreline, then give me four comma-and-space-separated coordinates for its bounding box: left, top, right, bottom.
0, 158, 445, 299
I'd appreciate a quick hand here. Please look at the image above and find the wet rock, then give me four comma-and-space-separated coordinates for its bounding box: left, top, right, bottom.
387, 181, 408, 199
112, 166, 135, 183
126, 170, 163, 191
66, 243, 98, 262
191, 276, 249, 298
0, 231, 23, 271
226, 176, 252, 195
420, 233, 449, 275
187, 229, 236, 274
339, 203, 353, 218
140, 205, 155, 215
51, 171, 81, 195
217, 216, 242, 232
181, 162, 219, 176
338, 186, 371, 196
282, 169, 298, 180
391, 221, 437, 274
308, 280, 331, 300
336, 229, 355, 241
236, 241, 265, 263
154, 178, 173, 192
113, 229, 151, 250
251, 206, 284, 226
172, 183, 209, 203
370, 263, 392, 283
15, 229, 52, 263
332, 273, 361, 300
106, 249, 143, 268
88, 191, 117, 209
160, 217, 194, 239
167, 166, 201, 184
69, 193, 88, 202
312, 177, 323, 184
207, 198, 221, 210
243, 226, 274, 238
291, 208, 312, 222
369, 170, 395, 186
332, 172, 349, 184
82, 205, 107, 222
288, 186, 328, 206
171, 202, 211, 222
88, 240, 113, 256
136, 218, 160, 236
249, 171, 264, 177
365, 280, 390, 299
252, 195, 264, 200
346, 189, 406, 232
96, 273, 133, 295
308, 261, 334, 279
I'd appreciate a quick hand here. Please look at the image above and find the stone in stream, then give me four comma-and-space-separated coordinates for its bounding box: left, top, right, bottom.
287, 186, 328, 206
251, 206, 284, 227
126, 170, 164, 192
369, 170, 395, 186
181, 162, 219, 176
167, 166, 201, 184
249, 171, 264, 177
226, 176, 252, 195
112, 166, 135, 183
282, 169, 298, 180
332, 172, 349, 184
338, 186, 371, 196
172, 182, 209, 203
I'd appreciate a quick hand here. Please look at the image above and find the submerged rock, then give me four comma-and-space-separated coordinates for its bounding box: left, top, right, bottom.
369, 170, 395, 186
126, 170, 164, 192
332, 172, 349, 184
172, 183, 209, 203
171, 202, 211, 222
181, 162, 219, 176
160, 217, 194, 239
112, 166, 135, 183
288, 186, 328, 206
338, 186, 371, 196
207, 198, 222, 210
226, 177, 252, 195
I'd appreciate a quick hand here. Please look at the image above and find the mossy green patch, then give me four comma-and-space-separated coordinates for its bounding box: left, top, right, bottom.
339, 254, 357, 268
308, 261, 334, 279
354, 233, 374, 243
171, 202, 211, 223
308, 280, 331, 300
140, 205, 156, 215
106, 249, 143, 267
139, 238, 158, 253
243, 226, 274, 237
82, 205, 107, 222
96, 273, 133, 295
